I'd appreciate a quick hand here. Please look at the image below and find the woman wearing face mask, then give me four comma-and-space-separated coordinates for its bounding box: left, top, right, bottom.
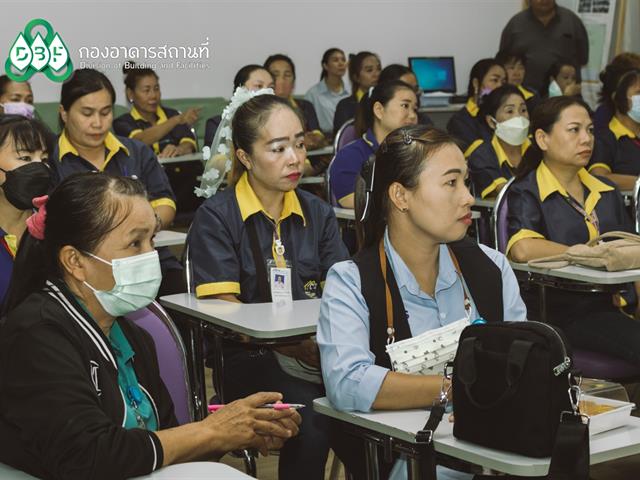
49, 68, 183, 296
594, 53, 640, 130
203, 65, 274, 147
0, 172, 301, 480
0, 76, 35, 119
447, 59, 506, 152
507, 96, 640, 361
113, 63, 199, 159
188, 94, 349, 480
468, 85, 530, 198
330, 80, 418, 208
318, 125, 526, 479
0, 115, 51, 307
332, 51, 381, 135
589, 70, 640, 191
544, 61, 581, 98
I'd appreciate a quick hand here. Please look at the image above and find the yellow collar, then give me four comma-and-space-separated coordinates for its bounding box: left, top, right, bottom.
58, 131, 129, 168
517, 84, 534, 100
355, 89, 365, 102
131, 105, 168, 125
235, 172, 306, 225
289, 96, 298, 109
491, 135, 531, 168
609, 116, 637, 140
466, 98, 479, 117
536, 161, 613, 214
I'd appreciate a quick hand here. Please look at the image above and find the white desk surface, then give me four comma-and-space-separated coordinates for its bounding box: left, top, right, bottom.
160, 293, 319, 339
418, 103, 466, 113
314, 397, 640, 477
158, 152, 204, 164
299, 175, 325, 185
472, 197, 496, 209
307, 145, 334, 157
154, 230, 187, 248
0, 462, 252, 480
510, 262, 640, 284
333, 208, 480, 221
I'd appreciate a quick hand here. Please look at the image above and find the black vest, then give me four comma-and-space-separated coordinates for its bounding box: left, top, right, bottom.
354, 236, 504, 370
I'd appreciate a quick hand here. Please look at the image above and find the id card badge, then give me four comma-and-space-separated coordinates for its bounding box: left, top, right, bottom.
267, 259, 293, 307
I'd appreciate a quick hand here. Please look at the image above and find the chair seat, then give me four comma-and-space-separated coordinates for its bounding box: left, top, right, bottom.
573, 348, 640, 380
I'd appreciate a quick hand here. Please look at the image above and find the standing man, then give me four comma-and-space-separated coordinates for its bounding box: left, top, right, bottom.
499, 0, 588, 93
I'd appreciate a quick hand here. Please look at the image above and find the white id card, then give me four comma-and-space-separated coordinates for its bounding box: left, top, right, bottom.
270, 267, 293, 307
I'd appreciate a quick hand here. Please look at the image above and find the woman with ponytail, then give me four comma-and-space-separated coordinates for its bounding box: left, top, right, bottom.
329, 80, 418, 208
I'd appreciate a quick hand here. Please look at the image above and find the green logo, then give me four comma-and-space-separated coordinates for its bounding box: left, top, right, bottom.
5, 19, 73, 83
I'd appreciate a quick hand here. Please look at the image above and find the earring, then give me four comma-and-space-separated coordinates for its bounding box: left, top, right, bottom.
401, 207, 408, 213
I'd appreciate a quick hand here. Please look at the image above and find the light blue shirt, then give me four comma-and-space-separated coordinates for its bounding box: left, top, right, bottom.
317, 229, 527, 413
305, 79, 350, 134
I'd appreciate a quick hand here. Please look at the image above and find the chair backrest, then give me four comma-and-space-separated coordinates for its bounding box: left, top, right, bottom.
633, 175, 640, 233
333, 118, 356, 153
493, 178, 515, 254
325, 154, 339, 206
126, 302, 194, 425
183, 225, 194, 294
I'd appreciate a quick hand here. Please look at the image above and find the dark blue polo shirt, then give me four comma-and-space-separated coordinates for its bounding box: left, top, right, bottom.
0, 228, 15, 308
590, 116, 640, 176
188, 172, 349, 301
329, 128, 378, 206
113, 106, 197, 155
447, 99, 492, 153
468, 135, 530, 198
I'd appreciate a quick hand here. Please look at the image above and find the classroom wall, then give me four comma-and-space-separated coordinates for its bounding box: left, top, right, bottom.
1, 0, 522, 103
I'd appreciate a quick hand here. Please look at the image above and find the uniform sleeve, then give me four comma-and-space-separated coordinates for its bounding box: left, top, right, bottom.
113, 114, 142, 139
330, 144, 365, 206
188, 201, 241, 298
589, 130, 615, 173
165, 110, 197, 149
0, 323, 164, 480
136, 142, 176, 210
333, 98, 352, 135
318, 206, 350, 278
300, 100, 321, 133
317, 261, 389, 412
204, 116, 221, 148
505, 181, 546, 255
468, 144, 508, 198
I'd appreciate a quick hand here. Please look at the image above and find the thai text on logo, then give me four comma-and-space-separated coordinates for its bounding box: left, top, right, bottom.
5, 18, 73, 83
78, 38, 210, 61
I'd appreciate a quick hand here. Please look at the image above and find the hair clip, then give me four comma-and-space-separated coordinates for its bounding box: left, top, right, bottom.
402, 129, 413, 145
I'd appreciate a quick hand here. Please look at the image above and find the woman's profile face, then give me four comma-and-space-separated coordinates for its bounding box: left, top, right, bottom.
323, 51, 347, 78
61, 88, 113, 150
537, 105, 594, 168
553, 65, 577, 93
0, 81, 33, 104
624, 78, 640, 119
356, 56, 381, 91
505, 60, 526, 86
238, 106, 306, 194
244, 69, 274, 91
376, 88, 418, 135
130, 74, 160, 114
268, 60, 295, 99
480, 66, 507, 93
402, 144, 474, 243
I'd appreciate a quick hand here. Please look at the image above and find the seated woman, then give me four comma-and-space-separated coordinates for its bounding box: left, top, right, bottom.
378, 64, 433, 127
305, 48, 349, 135
49, 68, 183, 296
188, 93, 349, 480
318, 125, 526, 479
447, 58, 506, 153
332, 51, 381, 134
468, 84, 530, 199
265, 54, 326, 151
589, 69, 640, 191
543, 61, 582, 98
594, 53, 640, 130
507, 96, 640, 365
0, 76, 34, 118
329, 80, 418, 208
204, 65, 274, 147
0, 115, 51, 307
0, 172, 300, 480
113, 63, 199, 158
495, 50, 540, 114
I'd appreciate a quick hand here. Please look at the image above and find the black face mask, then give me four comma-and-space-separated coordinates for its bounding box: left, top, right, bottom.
0, 162, 52, 210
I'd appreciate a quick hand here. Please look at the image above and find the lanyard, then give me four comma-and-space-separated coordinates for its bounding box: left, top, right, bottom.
563, 194, 600, 236
262, 213, 287, 268
379, 240, 472, 345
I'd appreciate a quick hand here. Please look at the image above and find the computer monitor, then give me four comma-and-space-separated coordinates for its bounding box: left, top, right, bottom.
408, 57, 457, 94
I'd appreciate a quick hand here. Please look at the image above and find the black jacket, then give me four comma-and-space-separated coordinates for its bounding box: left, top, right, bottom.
0, 279, 178, 480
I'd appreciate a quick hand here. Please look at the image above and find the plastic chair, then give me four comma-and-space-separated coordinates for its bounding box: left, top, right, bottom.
494, 179, 640, 381
333, 118, 357, 153
126, 302, 194, 425
633, 175, 640, 233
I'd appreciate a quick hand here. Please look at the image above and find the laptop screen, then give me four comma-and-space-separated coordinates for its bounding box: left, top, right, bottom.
408, 57, 456, 94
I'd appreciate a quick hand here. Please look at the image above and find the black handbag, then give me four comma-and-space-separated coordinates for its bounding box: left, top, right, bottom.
452, 321, 590, 479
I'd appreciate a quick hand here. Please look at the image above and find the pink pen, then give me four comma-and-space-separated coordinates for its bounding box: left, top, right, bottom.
207, 403, 305, 413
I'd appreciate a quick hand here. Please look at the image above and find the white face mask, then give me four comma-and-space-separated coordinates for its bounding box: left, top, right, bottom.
628, 95, 640, 124
548, 80, 563, 98
2, 102, 35, 119
83, 250, 162, 317
492, 116, 530, 146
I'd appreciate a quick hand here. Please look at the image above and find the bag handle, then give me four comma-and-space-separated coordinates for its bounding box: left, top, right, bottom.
457, 337, 534, 410
587, 230, 640, 246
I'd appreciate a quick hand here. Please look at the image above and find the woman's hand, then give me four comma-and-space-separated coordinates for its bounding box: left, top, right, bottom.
273, 338, 321, 368
179, 107, 201, 126
159, 144, 179, 158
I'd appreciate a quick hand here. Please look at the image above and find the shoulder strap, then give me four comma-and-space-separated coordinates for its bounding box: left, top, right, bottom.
448, 237, 503, 323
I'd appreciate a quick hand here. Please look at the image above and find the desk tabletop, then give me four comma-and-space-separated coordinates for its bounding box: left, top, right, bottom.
510, 262, 640, 284
314, 397, 640, 477
332, 208, 480, 221
418, 103, 465, 113
134, 462, 252, 479
307, 145, 334, 157
158, 152, 204, 165
299, 175, 325, 185
154, 230, 187, 247
472, 197, 496, 208
160, 293, 320, 339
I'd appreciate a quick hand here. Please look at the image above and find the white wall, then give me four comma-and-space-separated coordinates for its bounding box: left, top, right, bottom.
1, 0, 522, 103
